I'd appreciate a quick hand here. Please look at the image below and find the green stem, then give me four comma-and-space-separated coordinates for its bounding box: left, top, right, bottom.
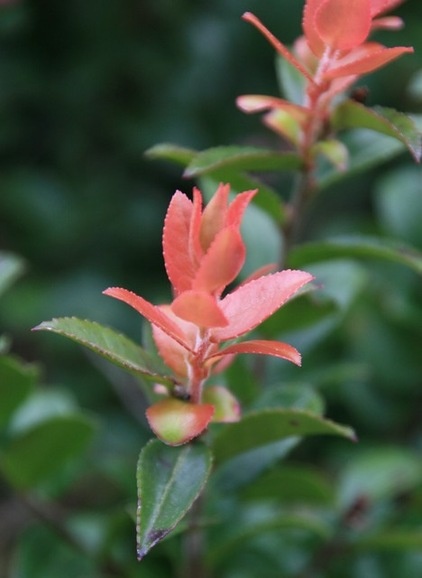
280, 166, 315, 268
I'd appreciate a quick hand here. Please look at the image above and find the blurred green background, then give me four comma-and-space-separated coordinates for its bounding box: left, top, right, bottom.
1, 0, 421, 576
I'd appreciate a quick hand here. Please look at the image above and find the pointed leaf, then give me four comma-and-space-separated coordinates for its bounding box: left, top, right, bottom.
213, 270, 314, 341
136, 439, 213, 559
33, 317, 174, 385
242, 12, 314, 82
332, 100, 422, 161
193, 228, 245, 294
212, 408, 356, 465
183, 146, 301, 178
208, 339, 301, 366
199, 171, 285, 224
144, 143, 197, 167
288, 236, 422, 275
162, 191, 197, 294
326, 45, 414, 80
103, 288, 193, 351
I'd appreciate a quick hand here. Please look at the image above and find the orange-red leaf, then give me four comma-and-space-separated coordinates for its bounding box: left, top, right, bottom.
243, 12, 314, 83
325, 44, 413, 79
103, 287, 193, 351
162, 191, 197, 294
213, 270, 314, 341
315, 0, 371, 51
199, 183, 230, 252
208, 339, 302, 366
171, 290, 229, 328
193, 228, 245, 294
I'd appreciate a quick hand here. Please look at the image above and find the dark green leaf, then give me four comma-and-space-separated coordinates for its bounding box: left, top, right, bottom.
0, 251, 26, 297
253, 383, 325, 416
1, 415, 96, 488
317, 129, 409, 190
184, 146, 301, 178
332, 101, 422, 162
288, 236, 422, 275
339, 447, 422, 508
136, 439, 213, 560
0, 356, 38, 425
357, 531, 422, 551
212, 409, 355, 465
242, 465, 335, 506
207, 504, 330, 566
33, 317, 173, 386
144, 143, 197, 166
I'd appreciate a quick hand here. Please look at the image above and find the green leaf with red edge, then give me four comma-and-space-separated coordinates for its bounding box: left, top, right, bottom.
33, 317, 174, 386
146, 398, 215, 446
211, 408, 356, 465
183, 146, 302, 178
136, 439, 213, 560
287, 235, 422, 275
144, 143, 197, 166
332, 100, 422, 162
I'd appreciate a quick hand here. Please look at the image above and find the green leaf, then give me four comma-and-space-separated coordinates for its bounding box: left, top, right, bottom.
33, 317, 174, 386
375, 166, 422, 249
288, 236, 422, 275
144, 143, 197, 166
242, 465, 335, 506
357, 531, 422, 551
207, 504, 330, 567
339, 447, 422, 508
317, 129, 409, 190
0, 251, 26, 297
0, 356, 38, 426
253, 383, 325, 416
275, 55, 306, 106
1, 415, 96, 488
136, 439, 213, 560
184, 146, 301, 178
332, 101, 422, 162
212, 409, 355, 465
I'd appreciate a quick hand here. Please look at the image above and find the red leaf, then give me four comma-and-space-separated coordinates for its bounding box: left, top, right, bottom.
162, 191, 197, 294
171, 290, 229, 328
199, 183, 230, 251
326, 44, 413, 78
242, 12, 315, 83
193, 228, 245, 294
208, 339, 302, 366
213, 270, 314, 341
146, 399, 214, 446
152, 306, 198, 378
236, 95, 307, 122
103, 287, 193, 351
303, 0, 326, 56
315, 0, 371, 51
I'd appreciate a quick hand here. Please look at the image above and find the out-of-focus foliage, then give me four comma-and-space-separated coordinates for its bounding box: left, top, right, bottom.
1, 1, 421, 577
